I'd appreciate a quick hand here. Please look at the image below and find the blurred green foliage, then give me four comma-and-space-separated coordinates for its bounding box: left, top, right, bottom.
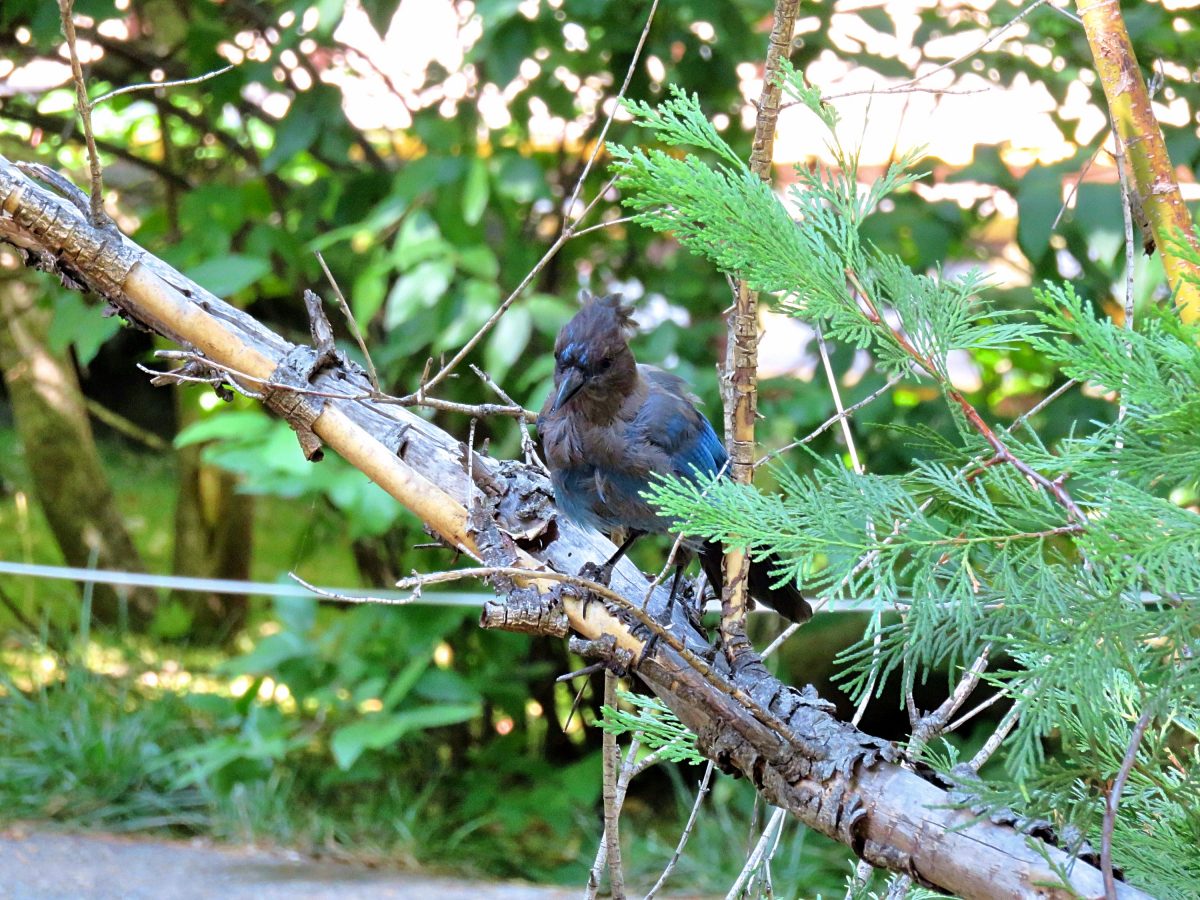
1, 0, 1198, 892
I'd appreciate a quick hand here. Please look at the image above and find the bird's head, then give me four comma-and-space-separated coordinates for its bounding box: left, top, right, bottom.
551, 291, 638, 412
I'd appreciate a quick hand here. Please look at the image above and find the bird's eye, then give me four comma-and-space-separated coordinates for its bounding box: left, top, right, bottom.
599, 357, 612, 371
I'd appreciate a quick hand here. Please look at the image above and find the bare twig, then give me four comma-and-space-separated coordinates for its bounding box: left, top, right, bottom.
968, 697, 1024, 770
402, 178, 616, 402
910, 647, 991, 752
469, 363, 547, 472
727, 806, 788, 900
287, 572, 413, 606
846, 268, 1085, 524
644, 761, 714, 900
567, 214, 639, 240
756, 372, 903, 468
893, 0, 1053, 93
814, 324, 881, 728
1101, 705, 1155, 899
599, 672, 627, 899
587, 736, 666, 898
560, 0, 660, 233
316, 250, 380, 391
148, 349, 534, 421
57, 0, 106, 225
811, 85, 989, 106
83, 397, 170, 451
89, 64, 235, 108
946, 685, 1007, 733
721, 0, 800, 665
394, 565, 801, 746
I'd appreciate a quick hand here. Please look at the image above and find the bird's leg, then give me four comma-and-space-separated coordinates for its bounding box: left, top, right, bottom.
665, 562, 686, 620
580, 529, 644, 588
639, 561, 687, 665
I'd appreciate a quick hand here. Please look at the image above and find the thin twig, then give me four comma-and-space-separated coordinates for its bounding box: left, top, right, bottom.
148, 350, 534, 421
910, 647, 991, 753
814, 325, 880, 728
644, 761, 714, 900
401, 179, 616, 402
394, 565, 801, 748
89, 64, 235, 108
567, 214, 639, 240
755, 372, 904, 468
946, 685, 1007, 733
287, 572, 413, 606
811, 85, 989, 106
892, 0, 1053, 93
846, 268, 1085, 524
83, 397, 170, 451
57, 0, 106, 225
968, 697, 1023, 769
0, 581, 43, 638
588, 736, 657, 898
316, 250, 380, 391
726, 806, 787, 900
469, 363, 547, 472
600, 672, 627, 900
1101, 705, 1155, 899
560, 0, 660, 233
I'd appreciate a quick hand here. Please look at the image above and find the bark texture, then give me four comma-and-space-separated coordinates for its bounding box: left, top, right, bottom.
0, 156, 1153, 900
1077, 0, 1200, 321
721, 0, 799, 660
0, 273, 157, 625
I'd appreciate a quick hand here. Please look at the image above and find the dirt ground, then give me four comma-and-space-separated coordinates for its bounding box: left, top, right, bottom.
0, 829, 578, 899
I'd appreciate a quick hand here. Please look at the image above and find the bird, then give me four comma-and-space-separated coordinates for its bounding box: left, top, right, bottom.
536, 291, 811, 624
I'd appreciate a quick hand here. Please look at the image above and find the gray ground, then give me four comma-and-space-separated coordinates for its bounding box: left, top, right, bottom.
0, 830, 578, 900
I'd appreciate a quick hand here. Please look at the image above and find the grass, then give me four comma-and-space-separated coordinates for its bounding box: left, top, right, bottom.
0, 424, 859, 894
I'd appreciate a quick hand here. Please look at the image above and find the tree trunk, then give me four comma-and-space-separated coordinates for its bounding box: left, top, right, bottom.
0, 274, 157, 626
169, 387, 251, 642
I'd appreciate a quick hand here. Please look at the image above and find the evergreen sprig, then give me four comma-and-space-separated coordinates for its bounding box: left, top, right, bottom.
597, 689, 705, 766
609, 84, 1200, 896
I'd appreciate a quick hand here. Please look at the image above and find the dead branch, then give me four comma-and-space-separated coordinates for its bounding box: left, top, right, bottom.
0, 155, 1153, 900
720, 0, 800, 668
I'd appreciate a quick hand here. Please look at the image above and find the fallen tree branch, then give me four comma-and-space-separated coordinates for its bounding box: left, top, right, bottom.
0, 155, 1151, 900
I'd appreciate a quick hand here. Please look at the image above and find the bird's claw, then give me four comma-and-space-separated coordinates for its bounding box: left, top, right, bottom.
579, 560, 614, 587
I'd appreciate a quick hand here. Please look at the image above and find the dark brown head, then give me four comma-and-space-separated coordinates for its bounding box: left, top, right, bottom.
550, 292, 638, 415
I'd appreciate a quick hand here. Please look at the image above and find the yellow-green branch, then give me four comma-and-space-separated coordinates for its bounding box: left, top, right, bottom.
1078, 0, 1200, 322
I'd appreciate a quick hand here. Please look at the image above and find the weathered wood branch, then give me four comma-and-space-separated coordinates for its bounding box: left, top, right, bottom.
0, 155, 1150, 899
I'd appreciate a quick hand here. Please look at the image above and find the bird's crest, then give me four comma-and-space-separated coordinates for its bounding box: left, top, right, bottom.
570, 290, 638, 339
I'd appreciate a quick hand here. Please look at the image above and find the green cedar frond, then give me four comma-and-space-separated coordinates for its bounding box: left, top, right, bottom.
612, 87, 1200, 894
597, 690, 705, 766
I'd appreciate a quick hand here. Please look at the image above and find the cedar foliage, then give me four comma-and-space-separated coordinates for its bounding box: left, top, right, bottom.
610, 80, 1200, 899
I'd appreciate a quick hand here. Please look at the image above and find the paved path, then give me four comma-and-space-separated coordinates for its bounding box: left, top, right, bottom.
0, 830, 577, 900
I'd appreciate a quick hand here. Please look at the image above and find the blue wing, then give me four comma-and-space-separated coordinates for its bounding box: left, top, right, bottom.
636, 366, 727, 484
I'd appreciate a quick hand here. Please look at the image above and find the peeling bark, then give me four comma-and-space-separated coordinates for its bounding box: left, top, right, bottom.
0, 156, 1152, 900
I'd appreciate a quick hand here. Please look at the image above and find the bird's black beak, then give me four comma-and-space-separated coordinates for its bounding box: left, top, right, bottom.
553, 367, 585, 411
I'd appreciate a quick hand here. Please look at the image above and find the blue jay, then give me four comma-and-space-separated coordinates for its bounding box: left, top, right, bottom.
537, 292, 811, 623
